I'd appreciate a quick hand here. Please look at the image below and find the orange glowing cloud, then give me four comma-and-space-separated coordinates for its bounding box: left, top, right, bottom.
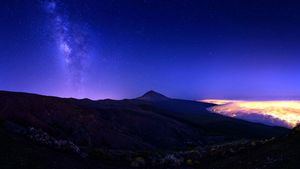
200, 99, 300, 128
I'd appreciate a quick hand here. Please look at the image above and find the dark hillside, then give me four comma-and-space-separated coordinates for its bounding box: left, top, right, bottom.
0, 90, 289, 151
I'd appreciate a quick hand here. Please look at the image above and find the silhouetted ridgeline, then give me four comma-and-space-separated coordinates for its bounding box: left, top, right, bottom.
0, 90, 294, 169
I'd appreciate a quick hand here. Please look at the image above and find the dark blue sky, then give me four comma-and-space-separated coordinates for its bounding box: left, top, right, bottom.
1, 0, 300, 100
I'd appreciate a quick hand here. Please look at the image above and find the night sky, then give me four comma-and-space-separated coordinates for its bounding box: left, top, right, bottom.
1, 0, 300, 100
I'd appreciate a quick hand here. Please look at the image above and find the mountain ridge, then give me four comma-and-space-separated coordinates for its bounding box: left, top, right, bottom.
0, 90, 293, 169
0, 90, 289, 142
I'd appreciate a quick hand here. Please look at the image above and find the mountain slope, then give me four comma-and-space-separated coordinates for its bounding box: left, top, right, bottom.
196, 125, 300, 169
0, 90, 289, 151
0, 118, 297, 169
0, 125, 110, 169
136, 91, 288, 139
0, 91, 204, 150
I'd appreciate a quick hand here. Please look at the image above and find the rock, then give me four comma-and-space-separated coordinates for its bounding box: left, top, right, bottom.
160, 154, 183, 167
26, 126, 82, 155
131, 157, 146, 168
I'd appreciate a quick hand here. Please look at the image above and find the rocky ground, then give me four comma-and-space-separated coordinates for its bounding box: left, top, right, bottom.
1, 119, 299, 169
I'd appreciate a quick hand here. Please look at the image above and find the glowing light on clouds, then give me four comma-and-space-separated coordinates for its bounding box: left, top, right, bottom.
43, 0, 89, 94
201, 99, 300, 128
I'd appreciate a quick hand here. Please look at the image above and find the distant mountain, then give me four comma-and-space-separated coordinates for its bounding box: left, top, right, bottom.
137, 90, 169, 101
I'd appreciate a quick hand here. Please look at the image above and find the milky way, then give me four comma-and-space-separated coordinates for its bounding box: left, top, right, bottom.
43, 0, 89, 94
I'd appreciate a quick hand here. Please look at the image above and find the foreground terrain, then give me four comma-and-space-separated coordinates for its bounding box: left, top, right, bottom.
0, 90, 296, 169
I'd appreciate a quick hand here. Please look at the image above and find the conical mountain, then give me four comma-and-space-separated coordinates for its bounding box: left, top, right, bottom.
137, 90, 169, 101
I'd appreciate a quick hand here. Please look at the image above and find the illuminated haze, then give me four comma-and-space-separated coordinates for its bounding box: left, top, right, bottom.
201, 99, 300, 128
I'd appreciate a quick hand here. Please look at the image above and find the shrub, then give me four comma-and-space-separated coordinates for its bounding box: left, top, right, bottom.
186, 159, 193, 165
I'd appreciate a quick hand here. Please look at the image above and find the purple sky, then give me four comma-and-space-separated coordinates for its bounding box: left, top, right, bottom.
1, 0, 300, 100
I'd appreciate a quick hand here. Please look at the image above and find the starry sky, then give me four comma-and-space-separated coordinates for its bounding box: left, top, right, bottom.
1, 0, 300, 100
